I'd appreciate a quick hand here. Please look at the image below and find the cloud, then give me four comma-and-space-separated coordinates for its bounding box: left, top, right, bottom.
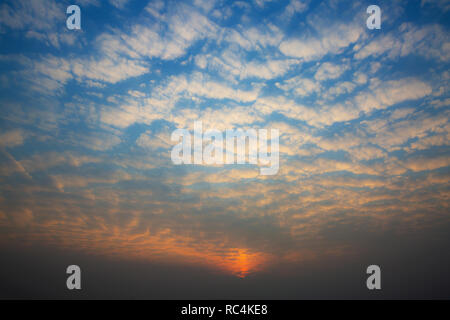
0, 0, 62, 31
71, 56, 149, 84
254, 0, 275, 8
196, 49, 300, 80
0, 0, 449, 283
109, 0, 130, 9
403, 155, 450, 172
314, 62, 348, 81
324, 81, 356, 99
173, 105, 263, 131
409, 131, 450, 150
279, 23, 363, 61
75, 0, 101, 7
283, 0, 309, 19
50, 170, 133, 190
0, 0, 84, 48
101, 70, 266, 127
348, 145, 387, 161
15, 52, 149, 95
355, 23, 450, 62
276, 76, 321, 97
0, 149, 30, 177
366, 111, 448, 152
225, 24, 284, 51
69, 130, 122, 151
355, 78, 432, 113
20, 152, 102, 172
119, 3, 218, 60
136, 130, 172, 151
0, 129, 26, 148
421, 0, 450, 12
6, 1, 229, 94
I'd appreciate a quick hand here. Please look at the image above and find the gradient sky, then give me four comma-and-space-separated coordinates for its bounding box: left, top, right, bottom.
0, 0, 449, 299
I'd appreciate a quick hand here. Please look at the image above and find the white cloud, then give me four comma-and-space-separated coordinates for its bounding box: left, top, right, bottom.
73, 131, 122, 151
196, 49, 300, 80
159, 72, 261, 103
324, 81, 356, 99
120, 4, 218, 60
0, 0, 62, 31
276, 76, 321, 97
0, 0, 84, 48
254, 0, 275, 8
365, 111, 449, 151
314, 62, 348, 81
224, 24, 284, 51
283, 0, 309, 19
71, 57, 149, 84
353, 72, 368, 85
279, 23, 363, 61
355, 78, 432, 113
257, 76, 433, 128
136, 130, 173, 151
355, 23, 450, 62
109, 0, 130, 9
21, 53, 149, 95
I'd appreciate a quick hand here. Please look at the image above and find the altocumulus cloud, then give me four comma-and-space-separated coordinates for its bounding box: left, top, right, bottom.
0, 0, 449, 292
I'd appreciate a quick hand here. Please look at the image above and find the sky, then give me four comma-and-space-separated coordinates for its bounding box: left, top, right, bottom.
0, 0, 449, 299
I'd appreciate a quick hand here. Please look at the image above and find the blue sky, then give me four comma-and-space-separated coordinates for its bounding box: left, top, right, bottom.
0, 0, 449, 286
